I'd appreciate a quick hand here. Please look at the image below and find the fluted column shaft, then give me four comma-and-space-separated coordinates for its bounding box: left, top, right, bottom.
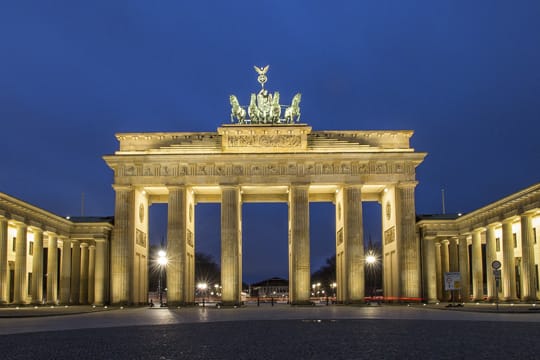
520, 214, 536, 301
502, 220, 518, 301
471, 230, 483, 301
422, 236, 437, 303
396, 183, 420, 299
13, 224, 28, 304
441, 240, 450, 301
343, 185, 364, 303
31, 229, 44, 304
111, 186, 134, 304
485, 225, 497, 301
289, 184, 310, 304
79, 243, 89, 304
46, 234, 58, 304
449, 238, 459, 273
70, 240, 81, 304
59, 238, 71, 304
458, 236, 470, 302
167, 186, 187, 305
0, 218, 8, 304
88, 245, 96, 305
221, 185, 242, 305
435, 242, 442, 301
94, 239, 107, 305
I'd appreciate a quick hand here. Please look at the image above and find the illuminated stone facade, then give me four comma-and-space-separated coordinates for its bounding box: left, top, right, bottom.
103, 124, 426, 305
418, 183, 540, 303
0, 193, 112, 305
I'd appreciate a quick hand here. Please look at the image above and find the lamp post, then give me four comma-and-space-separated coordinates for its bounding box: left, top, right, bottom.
365, 253, 377, 302
157, 250, 168, 306
197, 283, 208, 307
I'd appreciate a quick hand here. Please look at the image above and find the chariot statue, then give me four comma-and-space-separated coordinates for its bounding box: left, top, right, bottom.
229, 65, 302, 124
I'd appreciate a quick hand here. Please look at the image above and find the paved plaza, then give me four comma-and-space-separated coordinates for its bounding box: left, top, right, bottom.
1, 304, 540, 359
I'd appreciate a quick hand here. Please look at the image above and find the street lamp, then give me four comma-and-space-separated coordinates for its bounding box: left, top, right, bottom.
197, 283, 208, 307
365, 252, 379, 302
157, 250, 168, 306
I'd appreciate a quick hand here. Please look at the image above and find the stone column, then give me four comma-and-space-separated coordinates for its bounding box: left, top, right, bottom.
111, 186, 134, 305
0, 217, 8, 304
79, 242, 89, 304
31, 228, 44, 304
70, 240, 81, 304
396, 182, 420, 299
449, 238, 459, 272
485, 225, 497, 301
343, 185, 364, 303
221, 185, 242, 306
88, 244, 96, 305
471, 229, 484, 301
288, 184, 310, 304
46, 233, 58, 304
13, 223, 28, 304
167, 186, 187, 306
458, 235, 470, 302
59, 238, 71, 304
435, 242, 442, 301
502, 219, 518, 301
94, 238, 107, 305
440, 239, 450, 301
520, 213, 536, 301
422, 235, 437, 303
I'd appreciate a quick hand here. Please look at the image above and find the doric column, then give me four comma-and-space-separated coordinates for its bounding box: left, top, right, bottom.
502, 219, 518, 301
471, 229, 484, 301
449, 238, 459, 272
458, 235, 470, 302
79, 242, 89, 304
485, 224, 497, 301
343, 185, 364, 303
88, 244, 96, 305
288, 184, 310, 304
0, 217, 8, 304
440, 239, 450, 301
520, 213, 536, 301
70, 240, 81, 304
422, 235, 437, 303
111, 185, 134, 305
46, 233, 58, 304
435, 242, 442, 301
221, 185, 242, 306
167, 186, 187, 306
93, 238, 107, 305
396, 182, 420, 299
13, 223, 28, 304
59, 238, 71, 304
31, 228, 44, 304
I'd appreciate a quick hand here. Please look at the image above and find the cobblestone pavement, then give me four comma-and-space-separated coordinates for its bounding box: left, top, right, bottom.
1, 305, 540, 359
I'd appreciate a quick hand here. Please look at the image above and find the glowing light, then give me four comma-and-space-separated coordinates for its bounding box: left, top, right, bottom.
366, 254, 377, 264
197, 283, 208, 290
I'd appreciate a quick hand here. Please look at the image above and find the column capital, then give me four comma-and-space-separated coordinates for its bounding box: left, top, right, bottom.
80, 242, 89, 248
441, 239, 450, 245
167, 184, 186, 191
29, 226, 44, 234
112, 184, 133, 192
502, 217, 516, 225
396, 181, 418, 189
435, 241, 442, 248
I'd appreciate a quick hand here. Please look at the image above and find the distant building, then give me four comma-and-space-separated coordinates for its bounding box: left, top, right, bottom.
250, 277, 289, 298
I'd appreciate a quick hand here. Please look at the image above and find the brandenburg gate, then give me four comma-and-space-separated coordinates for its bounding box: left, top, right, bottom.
103, 66, 426, 305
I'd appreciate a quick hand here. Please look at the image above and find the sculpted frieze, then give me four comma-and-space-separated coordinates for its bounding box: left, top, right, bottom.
119, 160, 413, 179
227, 134, 302, 148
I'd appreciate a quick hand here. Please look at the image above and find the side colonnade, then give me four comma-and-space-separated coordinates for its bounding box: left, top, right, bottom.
0, 193, 112, 305
420, 183, 540, 303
